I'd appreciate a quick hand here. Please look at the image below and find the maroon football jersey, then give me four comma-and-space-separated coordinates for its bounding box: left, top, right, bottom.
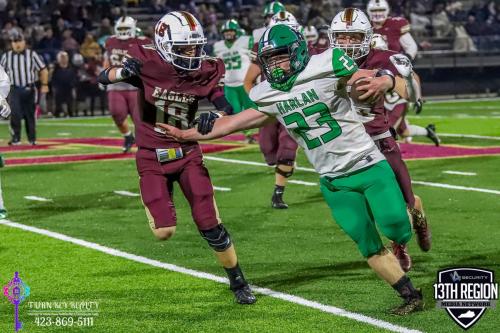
373, 17, 411, 54
358, 48, 399, 136
126, 43, 225, 149
105, 36, 152, 91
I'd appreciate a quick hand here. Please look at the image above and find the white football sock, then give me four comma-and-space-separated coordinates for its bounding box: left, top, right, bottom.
408, 125, 428, 137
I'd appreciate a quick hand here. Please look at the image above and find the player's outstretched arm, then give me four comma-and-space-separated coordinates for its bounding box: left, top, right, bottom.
98, 57, 142, 85
156, 108, 273, 142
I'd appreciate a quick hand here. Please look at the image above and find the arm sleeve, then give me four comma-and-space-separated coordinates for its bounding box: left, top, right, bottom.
399, 33, 418, 59
32, 50, 47, 71
332, 48, 358, 77
0, 65, 11, 98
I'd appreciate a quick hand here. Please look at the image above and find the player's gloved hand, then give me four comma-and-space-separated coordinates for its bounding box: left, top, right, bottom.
413, 98, 424, 114
0, 97, 11, 118
122, 57, 142, 77
389, 54, 412, 78
192, 111, 223, 135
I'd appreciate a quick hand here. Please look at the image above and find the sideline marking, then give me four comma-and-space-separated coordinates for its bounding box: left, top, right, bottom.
438, 133, 500, 141
0, 220, 422, 333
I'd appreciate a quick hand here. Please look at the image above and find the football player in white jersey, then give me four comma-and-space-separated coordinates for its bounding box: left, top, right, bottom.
213, 19, 254, 113
156, 25, 424, 315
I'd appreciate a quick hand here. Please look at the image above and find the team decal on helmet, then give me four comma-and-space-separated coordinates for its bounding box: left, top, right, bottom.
114, 16, 137, 40
154, 11, 207, 71
329, 8, 373, 59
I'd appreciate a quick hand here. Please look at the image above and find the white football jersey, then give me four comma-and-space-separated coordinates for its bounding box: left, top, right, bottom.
213, 36, 253, 87
250, 48, 384, 178
252, 27, 267, 45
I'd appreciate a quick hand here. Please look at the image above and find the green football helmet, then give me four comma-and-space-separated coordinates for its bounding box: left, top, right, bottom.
258, 24, 310, 85
263, 1, 285, 17
220, 19, 242, 42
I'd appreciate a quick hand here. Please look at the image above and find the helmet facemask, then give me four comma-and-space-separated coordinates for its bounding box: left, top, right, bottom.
157, 36, 207, 71
368, 8, 389, 23
329, 30, 372, 59
223, 29, 237, 43
258, 39, 307, 84
116, 26, 135, 40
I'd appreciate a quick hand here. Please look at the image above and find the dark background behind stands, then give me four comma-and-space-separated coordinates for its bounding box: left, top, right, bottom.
1, 0, 499, 118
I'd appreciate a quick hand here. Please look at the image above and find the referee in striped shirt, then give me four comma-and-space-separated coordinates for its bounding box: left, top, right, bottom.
1, 31, 49, 145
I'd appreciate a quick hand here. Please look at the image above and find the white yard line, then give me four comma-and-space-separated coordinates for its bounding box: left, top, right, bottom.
411, 181, 500, 195
0, 219, 422, 333
407, 115, 500, 119
438, 133, 500, 140
288, 180, 318, 186
37, 123, 115, 127
426, 97, 500, 104
213, 186, 231, 192
56, 132, 72, 136
114, 190, 140, 197
205, 156, 500, 196
24, 196, 53, 202
442, 171, 477, 176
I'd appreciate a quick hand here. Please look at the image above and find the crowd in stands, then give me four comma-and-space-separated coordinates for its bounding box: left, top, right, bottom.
0, 0, 498, 117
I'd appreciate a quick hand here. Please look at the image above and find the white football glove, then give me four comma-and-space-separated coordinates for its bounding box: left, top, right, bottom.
389, 54, 412, 78
0, 97, 11, 119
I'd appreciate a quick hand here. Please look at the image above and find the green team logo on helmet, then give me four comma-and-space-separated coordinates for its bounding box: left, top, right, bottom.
221, 19, 242, 42
258, 24, 310, 87
263, 1, 285, 17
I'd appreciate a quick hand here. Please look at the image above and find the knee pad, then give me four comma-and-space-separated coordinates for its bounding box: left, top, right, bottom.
199, 224, 232, 252
275, 160, 294, 178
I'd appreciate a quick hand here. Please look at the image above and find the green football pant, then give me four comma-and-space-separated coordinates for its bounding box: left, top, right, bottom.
320, 160, 411, 258
224, 85, 254, 114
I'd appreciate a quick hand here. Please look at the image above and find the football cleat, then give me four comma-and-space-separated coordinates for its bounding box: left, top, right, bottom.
0, 209, 7, 219
8, 140, 21, 146
425, 124, 441, 146
233, 285, 256, 305
390, 289, 424, 315
409, 207, 431, 252
271, 192, 288, 209
391, 242, 412, 272
123, 134, 135, 153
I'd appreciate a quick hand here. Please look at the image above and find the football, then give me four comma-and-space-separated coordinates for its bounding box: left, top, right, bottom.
349, 77, 379, 106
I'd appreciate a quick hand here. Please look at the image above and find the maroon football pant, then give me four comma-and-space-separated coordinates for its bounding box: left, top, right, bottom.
107, 90, 140, 127
258, 122, 298, 166
136, 146, 220, 231
388, 103, 407, 135
374, 136, 416, 208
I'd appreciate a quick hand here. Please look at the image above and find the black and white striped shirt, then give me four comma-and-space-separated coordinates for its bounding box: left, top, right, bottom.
0, 49, 46, 87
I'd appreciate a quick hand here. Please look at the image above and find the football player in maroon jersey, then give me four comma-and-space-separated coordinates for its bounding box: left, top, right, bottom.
366, 0, 418, 60
103, 16, 151, 152
98, 11, 256, 305
329, 8, 431, 273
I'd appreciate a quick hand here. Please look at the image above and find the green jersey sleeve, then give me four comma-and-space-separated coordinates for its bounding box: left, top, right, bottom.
332, 48, 358, 77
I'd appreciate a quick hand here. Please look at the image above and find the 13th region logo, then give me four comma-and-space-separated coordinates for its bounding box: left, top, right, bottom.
434, 267, 498, 330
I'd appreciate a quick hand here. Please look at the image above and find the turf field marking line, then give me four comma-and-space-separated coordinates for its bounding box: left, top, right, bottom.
24, 196, 53, 202
213, 186, 231, 192
205, 156, 500, 195
442, 171, 477, 176
114, 190, 141, 197
438, 133, 500, 141
0, 220, 422, 333
412, 181, 500, 195
288, 180, 318, 186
